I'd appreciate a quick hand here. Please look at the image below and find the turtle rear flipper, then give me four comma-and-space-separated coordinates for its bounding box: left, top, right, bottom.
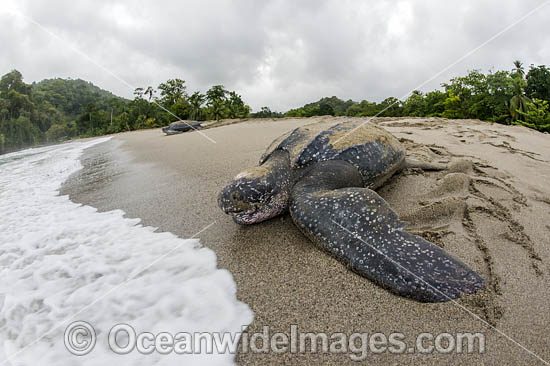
290, 160, 484, 302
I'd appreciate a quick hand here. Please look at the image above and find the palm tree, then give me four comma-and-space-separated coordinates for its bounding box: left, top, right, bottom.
510, 83, 530, 121
144, 86, 155, 101
188, 91, 205, 120
510, 61, 530, 121
513, 60, 525, 78
206, 85, 227, 120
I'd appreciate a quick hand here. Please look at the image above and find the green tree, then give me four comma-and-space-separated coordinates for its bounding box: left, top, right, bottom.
0, 70, 32, 99
423, 90, 446, 116
13, 114, 40, 145
35, 102, 62, 133
485, 70, 514, 122
512, 60, 525, 78
206, 85, 228, 120
116, 111, 131, 131
303, 96, 354, 116
254, 107, 272, 118
1, 71, 34, 119
526, 65, 550, 101
402, 91, 426, 116
442, 91, 463, 119
45, 123, 73, 141
134, 115, 147, 129
318, 102, 335, 116
0, 70, 41, 150
170, 99, 191, 121
76, 102, 109, 135
251, 106, 283, 118
227, 91, 250, 118
188, 91, 206, 120
378, 97, 402, 117
515, 98, 550, 131
288, 105, 317, 117
158, 79, 186, 108
510, 77, 530, 121
508, 60, 530, 121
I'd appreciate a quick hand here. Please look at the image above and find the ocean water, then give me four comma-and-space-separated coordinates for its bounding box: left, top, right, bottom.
0, 139, 252, 365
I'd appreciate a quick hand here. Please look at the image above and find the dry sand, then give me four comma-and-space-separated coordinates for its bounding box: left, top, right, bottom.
62, 117, 550, 365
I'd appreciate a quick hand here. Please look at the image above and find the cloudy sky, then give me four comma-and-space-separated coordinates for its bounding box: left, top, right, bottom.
2, 0, 550, 111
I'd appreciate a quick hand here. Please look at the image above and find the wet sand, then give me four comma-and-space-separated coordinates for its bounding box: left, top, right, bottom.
62, 117, 550, 365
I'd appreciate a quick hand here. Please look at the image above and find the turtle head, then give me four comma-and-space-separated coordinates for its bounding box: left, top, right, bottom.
218, 151, 291, 225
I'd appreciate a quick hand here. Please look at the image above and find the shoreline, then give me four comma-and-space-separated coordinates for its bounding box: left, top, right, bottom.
0, 117, 289, 157
1, 137, 251, 365
61, 117, 550, 365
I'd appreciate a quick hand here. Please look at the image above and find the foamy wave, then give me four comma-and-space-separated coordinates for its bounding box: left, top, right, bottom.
0, 139, 252, 365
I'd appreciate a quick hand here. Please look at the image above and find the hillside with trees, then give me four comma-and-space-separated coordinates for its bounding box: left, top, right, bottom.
34, 78, 124, 120
0, 71, 252, 153
1, 61, 550, 154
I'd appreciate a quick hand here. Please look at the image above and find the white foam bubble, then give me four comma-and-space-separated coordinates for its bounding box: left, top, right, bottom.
0, 139, 253, 365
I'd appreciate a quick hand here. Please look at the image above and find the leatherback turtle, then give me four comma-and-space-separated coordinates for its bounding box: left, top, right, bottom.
162, 120, 202, 135
218, 120, 484, 302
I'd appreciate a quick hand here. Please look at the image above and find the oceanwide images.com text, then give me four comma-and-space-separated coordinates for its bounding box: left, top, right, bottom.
64, 322, 485, 361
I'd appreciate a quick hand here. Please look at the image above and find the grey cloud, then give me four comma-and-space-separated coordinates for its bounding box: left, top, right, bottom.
2, 0, 549, 111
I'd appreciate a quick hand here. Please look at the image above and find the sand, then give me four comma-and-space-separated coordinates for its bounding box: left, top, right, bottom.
62, 117, 550, 365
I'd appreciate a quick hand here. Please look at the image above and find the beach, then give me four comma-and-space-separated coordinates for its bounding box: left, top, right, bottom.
62, 117, 550, 365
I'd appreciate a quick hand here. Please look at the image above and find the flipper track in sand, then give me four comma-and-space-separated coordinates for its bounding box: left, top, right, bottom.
382, 139, 544, 326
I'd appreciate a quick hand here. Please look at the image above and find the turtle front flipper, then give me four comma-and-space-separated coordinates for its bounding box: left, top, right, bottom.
290, 160, 484, 302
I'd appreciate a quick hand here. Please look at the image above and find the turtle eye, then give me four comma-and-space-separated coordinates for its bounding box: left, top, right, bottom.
230, 191, 242, 202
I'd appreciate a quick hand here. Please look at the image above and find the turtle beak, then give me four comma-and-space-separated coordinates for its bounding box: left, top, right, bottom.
225, 206, 257, 216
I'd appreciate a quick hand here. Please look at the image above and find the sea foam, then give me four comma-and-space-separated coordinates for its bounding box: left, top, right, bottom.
0, 139, 253, 365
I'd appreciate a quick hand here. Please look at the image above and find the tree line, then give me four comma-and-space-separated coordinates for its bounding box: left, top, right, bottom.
286, 61, 550, 132
1, 61, 549, 154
